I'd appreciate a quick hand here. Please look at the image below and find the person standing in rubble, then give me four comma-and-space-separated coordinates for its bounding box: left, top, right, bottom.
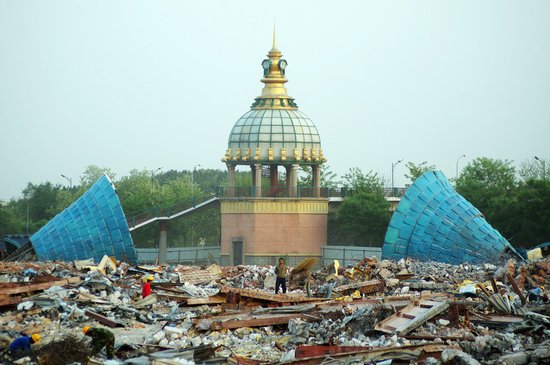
8, 333, 40, 359
275, 257, 287, 294
83, 326, 115, 359
142, 275, 153, 298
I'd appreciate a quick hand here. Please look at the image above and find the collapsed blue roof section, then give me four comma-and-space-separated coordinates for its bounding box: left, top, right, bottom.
31, 174, 137, 264
382, 171, 518, 265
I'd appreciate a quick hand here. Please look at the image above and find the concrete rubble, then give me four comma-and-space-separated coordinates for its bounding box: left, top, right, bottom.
0, 255, 549, 365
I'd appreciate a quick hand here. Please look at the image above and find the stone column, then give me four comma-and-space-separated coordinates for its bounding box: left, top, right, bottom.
312, 164, 321, 198
227, 163, 235, 197
254, 164, 262, 197
270, 165, 278, 197
158, 220, 168, 264
285, 165, 291, 197
290, 164, 299, 197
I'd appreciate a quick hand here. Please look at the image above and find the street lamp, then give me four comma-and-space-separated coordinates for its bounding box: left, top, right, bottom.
25, 187, 35, 235
391, 159, 403, 197
535, 156, 546, 180
61, 174, 72, 189
455, 154, 466, 180
191, 164, 201, 200
150, 167, 162, 190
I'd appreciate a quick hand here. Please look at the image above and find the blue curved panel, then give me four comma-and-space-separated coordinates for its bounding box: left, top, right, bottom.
31, 175, 137, 264
382, 171, 519, 264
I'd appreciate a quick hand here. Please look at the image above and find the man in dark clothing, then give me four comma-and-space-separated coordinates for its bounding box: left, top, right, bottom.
275, 257, 287, 294
83, 326, 115, 359
9, 334, 40, 359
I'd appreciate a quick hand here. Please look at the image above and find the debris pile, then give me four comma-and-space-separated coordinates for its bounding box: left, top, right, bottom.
0, 255, 549, 364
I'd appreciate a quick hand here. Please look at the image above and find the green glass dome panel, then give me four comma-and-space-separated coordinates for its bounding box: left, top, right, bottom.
228, 109, 322, 152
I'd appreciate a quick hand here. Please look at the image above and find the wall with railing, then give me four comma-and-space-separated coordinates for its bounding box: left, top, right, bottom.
136, 246, 220, 265
136, 245, 381, 267
321, 245, 382, 267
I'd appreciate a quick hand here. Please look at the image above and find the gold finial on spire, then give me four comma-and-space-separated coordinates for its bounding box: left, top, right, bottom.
272, 21, 277, 51
250, 28, 297, 110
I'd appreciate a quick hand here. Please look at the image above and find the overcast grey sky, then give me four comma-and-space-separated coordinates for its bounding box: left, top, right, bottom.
1, 1, 549, 200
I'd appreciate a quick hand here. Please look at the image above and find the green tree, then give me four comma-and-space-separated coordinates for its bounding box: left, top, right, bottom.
455, 157, 517, 216
0, 202, 20, 237
497, 179, 550, 247
336, 168, 390, 246
298, 165, 340, 189
341, 167, 386, 195
22, 182, 63, 231
404, 161, 436, 183
519, 157, 548, 181
336, 192, 391, 246
80, 165, 116, 187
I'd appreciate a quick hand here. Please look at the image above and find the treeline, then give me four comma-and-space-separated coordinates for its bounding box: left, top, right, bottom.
455, 157, 550, 249
0, 157, 549, 249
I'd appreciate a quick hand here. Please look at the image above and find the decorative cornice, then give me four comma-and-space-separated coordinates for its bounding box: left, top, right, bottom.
221, 199, 329, 214
222, 147, 326, 164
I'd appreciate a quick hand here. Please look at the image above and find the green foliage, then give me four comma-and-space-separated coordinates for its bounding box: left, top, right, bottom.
341, 167, 385, 195
456, 157, 517, 216
22, 182, 63, 230
0, 203, 20, 237
519, 157, 548, 181
298, 165, 340, 189
335, 168, 390, 246
2, 160, 548, 250
336, 191, 391, 246
80, 165, 116, 187
404, 161, 436, 183
506, 179, 550, 246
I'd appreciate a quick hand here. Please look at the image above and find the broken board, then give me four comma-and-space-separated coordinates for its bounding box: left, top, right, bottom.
374, 299, 449, 335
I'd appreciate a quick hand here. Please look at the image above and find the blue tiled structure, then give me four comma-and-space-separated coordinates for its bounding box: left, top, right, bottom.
382, 171, 519, 264
31, 175, 137, 264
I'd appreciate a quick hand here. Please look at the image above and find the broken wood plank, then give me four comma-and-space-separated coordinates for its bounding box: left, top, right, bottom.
490, 276, 499, 294
219, 285, 323, 303
186, 295, 226, 306
228, 357, 267, 365
84, 310, 125, 328
402, 334, 474, 341
0, 277, 81, 296
506, 273, 527, 305
278, 343, 448, 365
374, 299, 449, 335
470, 312, 524, 325
295, 345, 371, 358
0, 296, 22, 307
332, 279, 385, 295
210, 313, 313, 330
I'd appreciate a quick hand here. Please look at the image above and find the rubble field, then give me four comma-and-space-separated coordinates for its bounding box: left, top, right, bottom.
1, 255, 549, 365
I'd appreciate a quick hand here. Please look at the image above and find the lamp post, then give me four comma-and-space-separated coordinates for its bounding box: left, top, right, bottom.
26, 199, 29, 235
391, 159, 403, 197
456, 154, 466, 180
535, 156, 546, 180
150, 167, 162, 190
191, 164, 201, 203
61, 174, 72, 189
25, 187, 34, 235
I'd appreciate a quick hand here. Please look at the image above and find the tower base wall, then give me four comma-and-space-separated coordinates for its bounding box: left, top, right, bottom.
220, 199, 328, 266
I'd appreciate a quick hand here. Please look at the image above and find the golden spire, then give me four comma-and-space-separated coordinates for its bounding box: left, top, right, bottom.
271, 22, 278, 51
251, 29, 297, 110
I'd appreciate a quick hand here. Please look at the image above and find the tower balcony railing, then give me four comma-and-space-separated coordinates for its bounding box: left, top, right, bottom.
219, 186, 330, 198
218, 186, 407, 199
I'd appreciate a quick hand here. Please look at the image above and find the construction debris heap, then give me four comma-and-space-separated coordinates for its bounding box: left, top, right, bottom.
0, 254, 549, 364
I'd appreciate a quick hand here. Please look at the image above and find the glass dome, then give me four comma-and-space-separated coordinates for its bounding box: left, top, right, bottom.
228, 109, 322, 163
